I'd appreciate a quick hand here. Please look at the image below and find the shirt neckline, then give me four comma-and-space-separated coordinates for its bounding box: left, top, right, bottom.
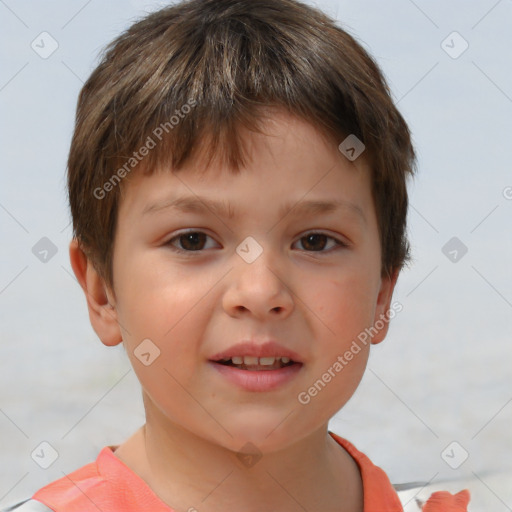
97, 431, 399, 511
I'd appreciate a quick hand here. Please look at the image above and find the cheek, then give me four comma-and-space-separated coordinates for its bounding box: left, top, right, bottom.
115, 256, 207, 349
117, 273, 210, 408
311, 272, 378, 341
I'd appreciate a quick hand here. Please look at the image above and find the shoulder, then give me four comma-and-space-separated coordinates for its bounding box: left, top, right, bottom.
328, 432, 471, 511
6, 446, 175, 512
30, 453, 104, 512
329, 432, 404, 510
2, 448, 111, 512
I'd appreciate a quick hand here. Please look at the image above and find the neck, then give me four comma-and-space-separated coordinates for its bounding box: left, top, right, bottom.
115, 415, 363, 511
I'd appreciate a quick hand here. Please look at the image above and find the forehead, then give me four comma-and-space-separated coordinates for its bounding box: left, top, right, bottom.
117, 110, 373, 222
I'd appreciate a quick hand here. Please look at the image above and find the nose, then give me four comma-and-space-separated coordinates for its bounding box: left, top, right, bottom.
222, 246, 294, 320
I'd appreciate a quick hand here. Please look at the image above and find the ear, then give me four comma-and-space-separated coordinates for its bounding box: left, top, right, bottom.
69, 238, 123, 347
370, 268, 400, 345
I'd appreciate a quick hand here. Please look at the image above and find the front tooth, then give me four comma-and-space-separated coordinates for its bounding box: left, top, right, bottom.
232, 356, 244, 365
259, 357, 276, 366
281, 356, 290, 364
243, 356, 259, 365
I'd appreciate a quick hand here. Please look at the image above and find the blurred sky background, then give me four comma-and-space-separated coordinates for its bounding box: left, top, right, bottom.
1, 0, 511, 509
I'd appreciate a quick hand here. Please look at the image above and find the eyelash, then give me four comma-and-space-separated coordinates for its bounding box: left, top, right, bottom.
164, 230, 348, 255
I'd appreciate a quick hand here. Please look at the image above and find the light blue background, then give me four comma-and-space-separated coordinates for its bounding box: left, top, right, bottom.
1, 0, 511, 509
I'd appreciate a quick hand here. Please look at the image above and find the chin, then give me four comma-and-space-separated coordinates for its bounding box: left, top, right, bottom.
209, 416, 310, 455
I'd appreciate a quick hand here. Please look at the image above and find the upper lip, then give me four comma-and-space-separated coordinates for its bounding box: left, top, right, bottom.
209, 341, 303, 363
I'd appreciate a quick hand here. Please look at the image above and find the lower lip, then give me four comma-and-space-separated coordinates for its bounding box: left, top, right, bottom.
209, 361, 303, 392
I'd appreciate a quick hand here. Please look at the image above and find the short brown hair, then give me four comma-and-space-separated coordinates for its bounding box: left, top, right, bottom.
68, 0, 416, 293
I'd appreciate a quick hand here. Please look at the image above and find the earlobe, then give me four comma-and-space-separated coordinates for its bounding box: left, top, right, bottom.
69, 239, 123, 347
370, 268, 399, 345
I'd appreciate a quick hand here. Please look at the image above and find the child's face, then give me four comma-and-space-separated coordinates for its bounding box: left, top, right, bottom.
95, 109, 396, 452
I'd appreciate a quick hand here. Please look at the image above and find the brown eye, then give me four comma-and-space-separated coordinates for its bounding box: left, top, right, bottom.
166, 231, 217, 253
178, 232, 207, 251
301, 233, 328, 251
295, 232, 346, 252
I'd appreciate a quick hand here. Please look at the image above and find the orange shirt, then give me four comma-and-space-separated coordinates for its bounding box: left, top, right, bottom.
31, 432, 470, 511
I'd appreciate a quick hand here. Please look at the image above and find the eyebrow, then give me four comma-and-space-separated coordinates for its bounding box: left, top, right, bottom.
142, 195, 366, 224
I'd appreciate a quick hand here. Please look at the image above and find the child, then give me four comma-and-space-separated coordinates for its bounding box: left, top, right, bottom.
5, 0, 470, 510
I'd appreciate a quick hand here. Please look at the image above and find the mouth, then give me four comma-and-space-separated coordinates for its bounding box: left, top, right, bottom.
213, 356, 298, 371
209, 356, 303, 392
